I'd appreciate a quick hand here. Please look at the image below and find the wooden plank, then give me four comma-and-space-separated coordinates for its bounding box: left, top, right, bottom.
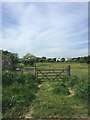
37, 67, 67, 81
37, 68, 65, 71
37, 69, 50, 80
38, 73, 65, 76
51, 69, 65, 80
37, 71, 65, 73
38, 77, 59, 79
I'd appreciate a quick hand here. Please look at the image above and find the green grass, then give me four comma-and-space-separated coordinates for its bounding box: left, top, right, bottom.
37, 62, 88, 75
24, 62, 88, 118
28, 80, 88, 118
3, 62, 88, 118
2, 71, 40, 118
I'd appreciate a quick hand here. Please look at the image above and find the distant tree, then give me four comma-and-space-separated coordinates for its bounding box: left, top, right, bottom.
61, 58, 65, 62
83, 56, 88, 63
72, 58, 77, 62
77, 57, 81, 62
53, 58, 56, 62
40, 56, 46, 62
36, 57, 41, 62
87, 56, 90, 64
42, 56, 46, 60
22, 53, 36, 66
47, 58, 53, 62
79, 57, 85, 63
67, 58, 72, 62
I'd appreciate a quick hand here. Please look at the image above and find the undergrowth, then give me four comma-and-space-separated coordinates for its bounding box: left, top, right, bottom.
2, 71, 40, 118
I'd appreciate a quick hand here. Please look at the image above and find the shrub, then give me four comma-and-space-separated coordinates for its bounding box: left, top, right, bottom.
75, 82, 88, 99
65, 76, 80, 87
53, 82, 69, 95
2, 71, 16, 86
2, 71, 40, 118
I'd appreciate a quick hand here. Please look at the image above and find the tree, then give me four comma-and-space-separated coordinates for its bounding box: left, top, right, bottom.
36, 57, 42, 62
40, 56, 46, 62
22, 53, 36, 66
79, 57, 85, 63
87, 56, 90, 64
53, 58, 56, 62
47, 58, 53, 62
61, 58, 65, 62
2, 50, 19, 70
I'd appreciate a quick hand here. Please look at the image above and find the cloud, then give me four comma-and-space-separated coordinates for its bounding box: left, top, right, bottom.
2, 2, 88, 58
2, 0, 89, 2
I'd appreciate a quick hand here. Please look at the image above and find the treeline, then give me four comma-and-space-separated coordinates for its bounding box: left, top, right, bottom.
36, 56, 90, 63
2, 50, 90, 70
67, 56, 90, 63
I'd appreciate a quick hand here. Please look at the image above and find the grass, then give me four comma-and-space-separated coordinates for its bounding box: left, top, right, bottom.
37, 62, 88, 75
26, 81, 87, 118
2, 71, 40, 118
2, 62, 88, 118
24, 62, 88, 118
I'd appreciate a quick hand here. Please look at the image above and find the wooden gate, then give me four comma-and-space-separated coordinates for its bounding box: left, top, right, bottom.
22, 65, 71, 81
35, 65, 71, 81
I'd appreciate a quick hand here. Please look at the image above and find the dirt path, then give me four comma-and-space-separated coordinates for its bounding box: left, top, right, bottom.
25, 106, 34, 118
68, 87, 75, 97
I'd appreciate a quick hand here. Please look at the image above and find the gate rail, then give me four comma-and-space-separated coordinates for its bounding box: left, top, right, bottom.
35, 65, 71, 81
22, 65, 71, 81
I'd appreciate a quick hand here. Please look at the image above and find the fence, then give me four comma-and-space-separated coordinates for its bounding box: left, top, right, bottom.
22, 65, 71, 81
36, 65, 70, 81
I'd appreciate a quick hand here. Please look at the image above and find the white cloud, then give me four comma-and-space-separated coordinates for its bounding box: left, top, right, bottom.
1, 0, 89, 2
2, 2, 88, 58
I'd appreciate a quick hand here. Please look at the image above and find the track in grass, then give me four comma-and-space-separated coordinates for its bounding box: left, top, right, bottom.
24, 79, 88, 118
22, 62, 88, 118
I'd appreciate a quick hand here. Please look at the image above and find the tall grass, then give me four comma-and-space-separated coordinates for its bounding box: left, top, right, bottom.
2, 71, 40, 118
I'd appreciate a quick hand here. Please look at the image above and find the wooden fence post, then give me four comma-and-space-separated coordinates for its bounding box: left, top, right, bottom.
35, 60, 37, 80
66, 65, 71, 76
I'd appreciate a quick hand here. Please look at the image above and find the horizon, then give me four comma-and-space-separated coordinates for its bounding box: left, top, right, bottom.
1, 2, 88, 58
1, 49, 88, 59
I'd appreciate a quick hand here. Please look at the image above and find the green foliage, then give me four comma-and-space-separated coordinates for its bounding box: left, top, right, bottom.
61, 58, 65, 62
22, 53, 36, 66
65, 76, 80, 87
2, 50, 19, 70
3, 71, 16, 86
53, 82, 69, 95
75, 81, 88, 99
2, 71, 40, 118
2, 61, 88, 118
67, 56, 89, 64
47, 58, 53, 62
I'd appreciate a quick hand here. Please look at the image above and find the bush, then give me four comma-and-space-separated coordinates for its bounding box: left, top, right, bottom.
2, 71, 40, 118
53, 82, 69, 95
2, 71, 16, 86
65, 76, 80, 87
75, 82, 88, 99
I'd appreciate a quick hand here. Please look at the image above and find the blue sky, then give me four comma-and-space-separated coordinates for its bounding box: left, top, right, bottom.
1, 2, 88, 58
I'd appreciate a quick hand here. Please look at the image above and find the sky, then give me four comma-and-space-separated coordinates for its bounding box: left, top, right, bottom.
1, 2, 88, 58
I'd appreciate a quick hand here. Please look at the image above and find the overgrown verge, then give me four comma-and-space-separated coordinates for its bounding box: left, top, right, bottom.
2, 71, 41, 118
53, 75, 88, 100
30, 76, 88, 118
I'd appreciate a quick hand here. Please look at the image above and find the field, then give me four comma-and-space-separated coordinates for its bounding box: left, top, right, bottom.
2, 62, 88, 119
24, 62, 88, 118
